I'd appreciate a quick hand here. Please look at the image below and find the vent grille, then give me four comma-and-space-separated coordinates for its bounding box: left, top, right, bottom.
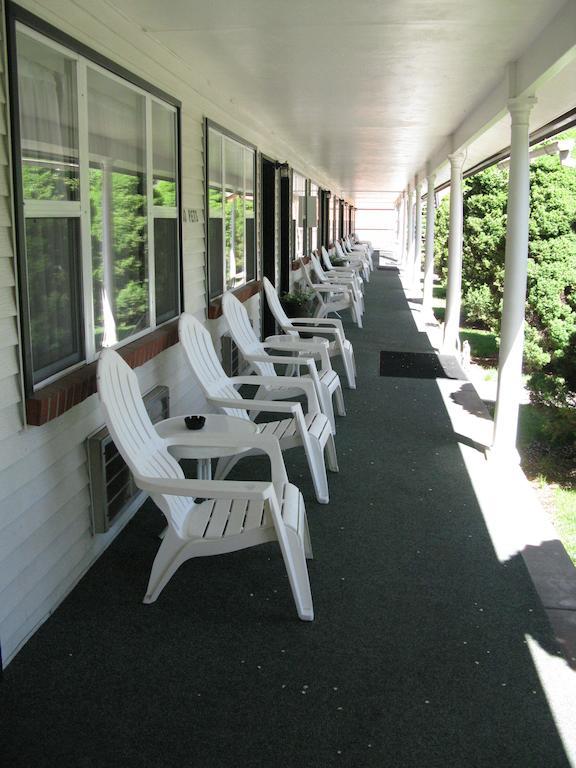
87, 385, 169, 534
221, 333, 241, 377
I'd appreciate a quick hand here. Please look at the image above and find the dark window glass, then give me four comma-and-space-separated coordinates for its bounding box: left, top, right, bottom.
154, 218, 179, 322
26, 217, 83, 382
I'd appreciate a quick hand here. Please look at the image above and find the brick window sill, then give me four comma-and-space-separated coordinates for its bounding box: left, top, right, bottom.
207, 279, 261, 319
26, 320, 179, 426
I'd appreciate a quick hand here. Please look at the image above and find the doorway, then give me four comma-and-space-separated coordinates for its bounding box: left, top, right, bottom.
261, 156, 278, 338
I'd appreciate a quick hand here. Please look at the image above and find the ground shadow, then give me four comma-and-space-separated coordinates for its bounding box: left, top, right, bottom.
0, 269, 573, 768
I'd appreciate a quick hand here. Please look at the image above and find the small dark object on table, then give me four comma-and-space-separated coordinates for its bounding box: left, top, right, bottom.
184, 415, 206, 430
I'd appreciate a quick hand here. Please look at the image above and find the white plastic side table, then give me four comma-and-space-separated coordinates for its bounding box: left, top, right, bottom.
155, 413, 258, 480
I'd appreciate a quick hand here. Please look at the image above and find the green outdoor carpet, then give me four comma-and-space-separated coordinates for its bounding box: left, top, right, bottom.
0, 269, 570, 768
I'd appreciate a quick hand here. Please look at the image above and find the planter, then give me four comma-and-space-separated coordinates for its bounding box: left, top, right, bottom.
280, 298, 315, 318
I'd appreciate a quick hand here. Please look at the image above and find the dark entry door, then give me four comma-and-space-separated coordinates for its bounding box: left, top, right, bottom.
261, 156, 277, 338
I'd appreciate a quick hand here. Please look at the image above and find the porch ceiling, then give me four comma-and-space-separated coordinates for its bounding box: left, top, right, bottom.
110, 0, 573, 204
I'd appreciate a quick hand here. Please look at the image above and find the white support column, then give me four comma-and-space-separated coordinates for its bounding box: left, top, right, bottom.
412, 178, 423, 291
423, 170, 436, 313
398, 193, 406, 265
492, 96, 536, 455
404, 186, 414, 274
442, 151, 466, 350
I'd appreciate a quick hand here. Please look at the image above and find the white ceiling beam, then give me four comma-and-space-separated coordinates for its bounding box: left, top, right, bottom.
426, 0, 576, 179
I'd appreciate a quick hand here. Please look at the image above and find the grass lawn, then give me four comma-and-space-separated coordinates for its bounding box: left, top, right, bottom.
517, 403, 576, 564
430, 285, 575, 564
460, 328, 498, 360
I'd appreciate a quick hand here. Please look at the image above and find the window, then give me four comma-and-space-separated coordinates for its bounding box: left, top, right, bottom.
13, 22, 180, 389
206, 123, 256, 300
292, 170, 306, 259
309, 181, 318, 253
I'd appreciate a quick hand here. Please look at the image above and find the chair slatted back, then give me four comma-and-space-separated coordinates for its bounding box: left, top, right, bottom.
262, 278, 298, 337
97, 348, 190, 531
301, 261, 325, 309
334, 240, 348, 260
310, 253, 329, 284
179, 313, 250, 421
222, 292, 276, 378
321, 245, 334, 272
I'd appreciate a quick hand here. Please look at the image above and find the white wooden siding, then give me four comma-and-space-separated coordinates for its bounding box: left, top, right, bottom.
1, 0, 344, 666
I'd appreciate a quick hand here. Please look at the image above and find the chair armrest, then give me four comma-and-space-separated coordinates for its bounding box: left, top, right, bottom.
288, 317, 345, 331
231, 375, 321, 414
262, 340, 331, 370
136, 474, 274, 503
244, 353, 315, 367
314, 284, 348, 294
208, 395, 300, 415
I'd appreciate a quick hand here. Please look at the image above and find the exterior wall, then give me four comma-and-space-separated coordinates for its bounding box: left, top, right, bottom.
0, 0, 342, 665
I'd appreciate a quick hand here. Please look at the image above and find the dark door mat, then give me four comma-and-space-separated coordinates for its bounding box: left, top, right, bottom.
380, 350, 459, 379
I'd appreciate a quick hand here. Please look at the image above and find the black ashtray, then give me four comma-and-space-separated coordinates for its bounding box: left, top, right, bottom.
184, 415, 206, 430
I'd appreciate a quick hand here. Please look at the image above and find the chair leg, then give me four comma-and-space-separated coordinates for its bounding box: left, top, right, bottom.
143, 529, 189, 604
319, 381, 336, 433
215, 453, 242, 480
325, 433, 339, 473
303, 512, 313, 560
340, 349, 356, 389
281, 526, 314, 621
302, 436, 330, 504
334, 383, 346, 417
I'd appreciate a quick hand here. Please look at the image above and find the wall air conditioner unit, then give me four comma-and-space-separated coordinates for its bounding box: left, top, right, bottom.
87, 385, 169, 534
221, 333, 242, 377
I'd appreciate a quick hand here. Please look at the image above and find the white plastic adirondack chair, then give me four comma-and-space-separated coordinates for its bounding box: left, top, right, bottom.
179, 313, 338, 504
344, 236, 374, 271
221, 291, 345, 432
263, 277, 357, 389
310, 253, 365, 318
96, 348, 313, 619
351, 233, 374, 253
301, 260, 362, 328
310, 254, 364, 328
321, 244, 368, 283
335, 239, 371, 280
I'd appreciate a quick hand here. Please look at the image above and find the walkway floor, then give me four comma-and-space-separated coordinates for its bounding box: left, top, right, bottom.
2, 267, 575, 767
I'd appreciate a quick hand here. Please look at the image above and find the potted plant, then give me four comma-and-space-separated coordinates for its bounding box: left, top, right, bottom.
279, 287, 315, 318
330, 255, 348, 267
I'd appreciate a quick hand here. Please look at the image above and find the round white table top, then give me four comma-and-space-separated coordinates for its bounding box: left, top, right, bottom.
154, 413, 258, 460
265, 334, 329, 349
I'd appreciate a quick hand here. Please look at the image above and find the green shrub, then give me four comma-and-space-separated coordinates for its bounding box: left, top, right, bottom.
462, 284, 497, 329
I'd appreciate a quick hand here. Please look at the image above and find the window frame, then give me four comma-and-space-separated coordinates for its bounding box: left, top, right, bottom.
204, 118, 258, 302
7, 3, 183, 395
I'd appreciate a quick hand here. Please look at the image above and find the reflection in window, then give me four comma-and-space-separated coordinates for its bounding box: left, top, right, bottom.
292, 171, 306, 259
17, 31, 79, 201
310, 182, 318, 252
15, 25, 180, 388
245, 148, 255, 281
88, 68, 148, 348
207, 126, 255, 299
26, 217, 83, 383
152, 101, 177, 207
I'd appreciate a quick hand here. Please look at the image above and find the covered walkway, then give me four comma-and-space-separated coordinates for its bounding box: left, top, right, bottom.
1, 265, 574, 767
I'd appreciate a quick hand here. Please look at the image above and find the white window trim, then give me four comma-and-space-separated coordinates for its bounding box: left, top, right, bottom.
16, 23, 180, 389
